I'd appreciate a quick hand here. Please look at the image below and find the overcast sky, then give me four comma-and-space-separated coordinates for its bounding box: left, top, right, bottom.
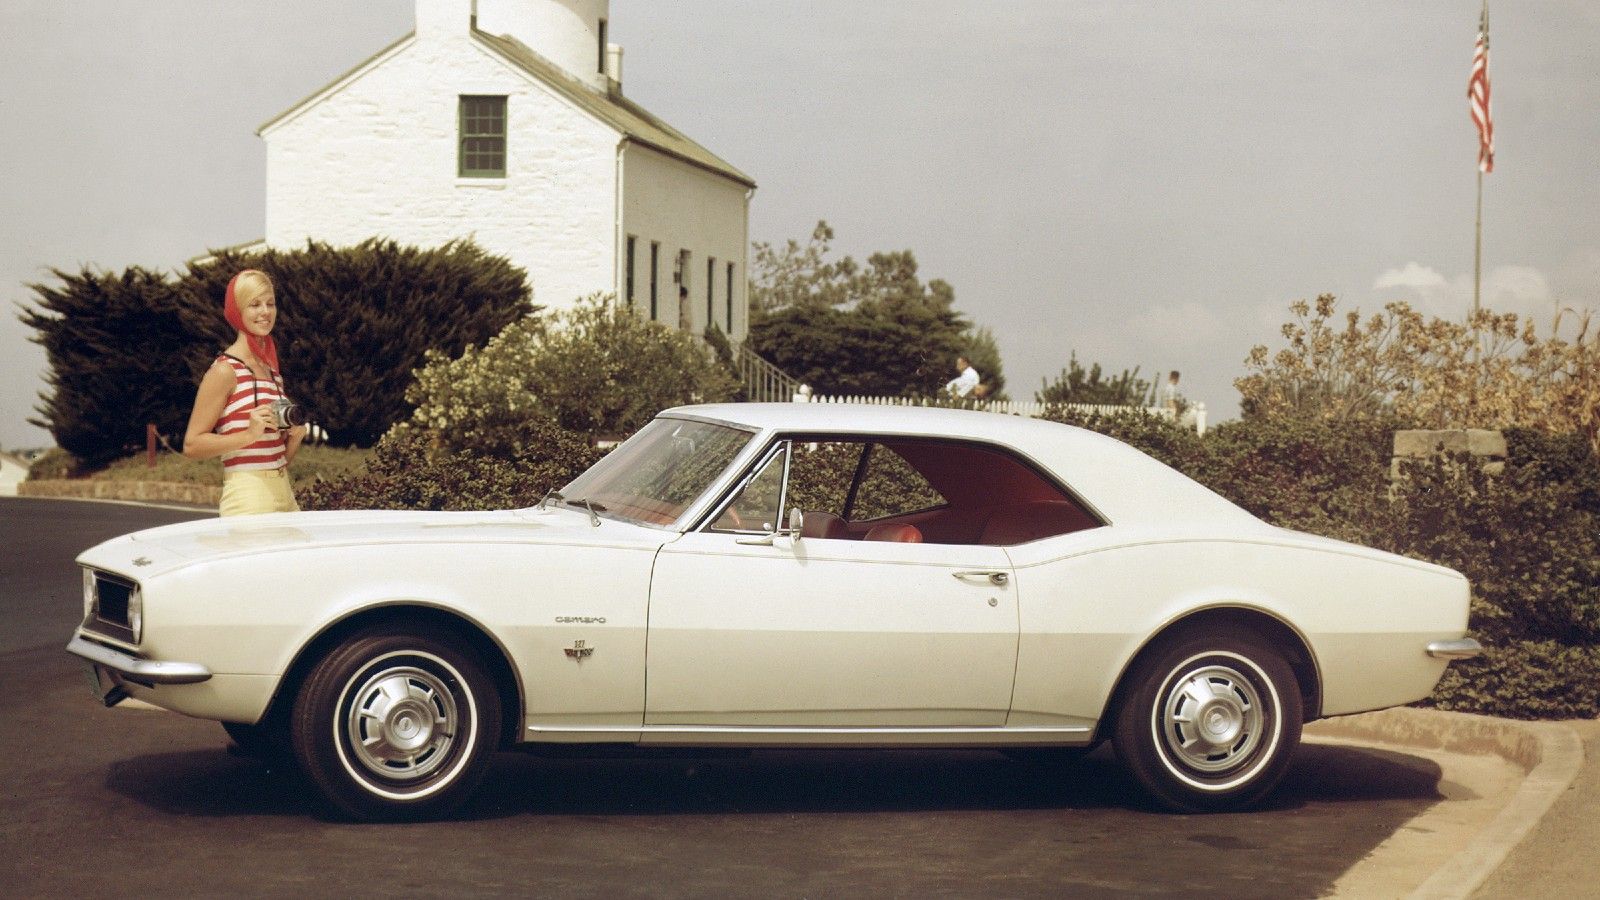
2, 1, 1597, 450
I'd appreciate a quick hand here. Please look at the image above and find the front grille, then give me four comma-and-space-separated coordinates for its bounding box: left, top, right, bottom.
88, 572, 138, 643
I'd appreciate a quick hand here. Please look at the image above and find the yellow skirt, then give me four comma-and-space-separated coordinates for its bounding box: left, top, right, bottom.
219, 468, 300, 517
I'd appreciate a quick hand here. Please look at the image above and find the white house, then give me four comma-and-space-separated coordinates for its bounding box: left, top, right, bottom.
0, 452, 29, 496
259, 0, 757, 339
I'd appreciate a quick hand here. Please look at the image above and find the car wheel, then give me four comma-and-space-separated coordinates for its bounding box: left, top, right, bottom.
1113, 629, 1302, 813
290, 626, 500, 821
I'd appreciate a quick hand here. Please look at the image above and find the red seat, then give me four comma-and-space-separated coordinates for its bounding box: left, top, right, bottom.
863, 523, 923, 543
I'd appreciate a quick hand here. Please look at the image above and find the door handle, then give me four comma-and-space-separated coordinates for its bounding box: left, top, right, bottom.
952, 570, 1008, 587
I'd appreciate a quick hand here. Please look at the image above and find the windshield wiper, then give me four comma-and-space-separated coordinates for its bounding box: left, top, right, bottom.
537, 490, 565, 511
565, 497, 606, 526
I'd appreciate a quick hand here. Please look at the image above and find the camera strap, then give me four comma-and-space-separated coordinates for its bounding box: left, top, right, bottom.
221, 352, 285, 441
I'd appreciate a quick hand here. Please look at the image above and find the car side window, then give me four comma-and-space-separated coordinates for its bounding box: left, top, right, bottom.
850, 445, 944, 521
709, 445, 788, 533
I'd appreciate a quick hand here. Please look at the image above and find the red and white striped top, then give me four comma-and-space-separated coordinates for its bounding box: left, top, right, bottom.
215, 354, 288, 472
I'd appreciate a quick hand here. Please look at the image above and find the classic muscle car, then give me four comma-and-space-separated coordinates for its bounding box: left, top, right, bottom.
69, 403, 1481, 819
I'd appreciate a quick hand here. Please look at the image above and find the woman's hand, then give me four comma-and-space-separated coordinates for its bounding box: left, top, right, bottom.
245, 405, 276, 441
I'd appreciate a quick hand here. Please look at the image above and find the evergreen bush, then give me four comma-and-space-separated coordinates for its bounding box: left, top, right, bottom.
18, 239, 533, 464
298, 418, 604, 512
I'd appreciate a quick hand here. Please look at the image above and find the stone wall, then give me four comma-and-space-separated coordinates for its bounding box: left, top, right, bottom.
1392, 429, 1507, 479
18, 480, 221, 507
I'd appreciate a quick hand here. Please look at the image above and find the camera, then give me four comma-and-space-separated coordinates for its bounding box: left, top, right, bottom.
268, 398, 307, 429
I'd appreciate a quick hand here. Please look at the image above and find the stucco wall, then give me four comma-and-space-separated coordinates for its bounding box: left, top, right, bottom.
263, 28, 621, 312
621, 144, 750, 340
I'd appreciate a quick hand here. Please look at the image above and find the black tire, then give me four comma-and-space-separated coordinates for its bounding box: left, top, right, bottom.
289, 626, 500, 821
1112, 629, 1302, 813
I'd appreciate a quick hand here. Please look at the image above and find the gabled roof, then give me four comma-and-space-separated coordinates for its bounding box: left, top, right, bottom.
471, 29, 755, 188
257, 24, 756, 190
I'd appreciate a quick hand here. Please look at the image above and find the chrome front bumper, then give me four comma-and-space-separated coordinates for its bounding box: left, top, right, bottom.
1425, 638, 1485, 660
66, 634, 212, 685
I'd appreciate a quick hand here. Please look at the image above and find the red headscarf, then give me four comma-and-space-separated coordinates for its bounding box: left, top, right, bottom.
223, 270, 280, 374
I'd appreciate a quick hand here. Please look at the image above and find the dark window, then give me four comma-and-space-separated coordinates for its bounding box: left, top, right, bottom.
598, 19, 608, 74
458, 96, 506, 178
726, 262, 735, 332
706, 257, 716, 326
625, 235, 636, 309
649, 241, 660, 320
775, 437, 1099, 545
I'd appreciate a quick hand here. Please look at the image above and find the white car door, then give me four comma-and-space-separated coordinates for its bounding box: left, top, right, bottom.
645, 442, 1019, 730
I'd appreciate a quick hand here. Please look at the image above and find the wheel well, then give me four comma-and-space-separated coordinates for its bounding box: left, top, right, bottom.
260, 605, 523, 749
1093, 607, 1322, 743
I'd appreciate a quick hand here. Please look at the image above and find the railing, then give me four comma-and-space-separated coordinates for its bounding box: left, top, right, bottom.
733, 343, 806, 403
804, 393, 1208, 435
724, 343, 1209, 434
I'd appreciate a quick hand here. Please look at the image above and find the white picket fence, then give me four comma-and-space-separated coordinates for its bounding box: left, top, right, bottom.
803, 393, 1208, 435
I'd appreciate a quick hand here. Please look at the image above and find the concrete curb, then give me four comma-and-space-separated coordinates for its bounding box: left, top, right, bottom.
1307, 708, 1585, 900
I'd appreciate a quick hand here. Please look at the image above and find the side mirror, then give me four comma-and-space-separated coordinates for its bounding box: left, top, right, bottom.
788, 507, 804, 540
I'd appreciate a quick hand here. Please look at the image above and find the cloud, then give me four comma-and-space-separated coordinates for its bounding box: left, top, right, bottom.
1371, 262, 1559, 324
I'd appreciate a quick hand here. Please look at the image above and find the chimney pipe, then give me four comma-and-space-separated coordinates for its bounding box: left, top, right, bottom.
605, 43, 624, 88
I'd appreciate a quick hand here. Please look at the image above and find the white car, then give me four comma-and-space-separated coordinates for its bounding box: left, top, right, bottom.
69, 404, 1481, 819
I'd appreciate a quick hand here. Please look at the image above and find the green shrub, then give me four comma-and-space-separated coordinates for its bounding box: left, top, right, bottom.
407, 293, 735, 442
24, 447, 82, 480
1430, 640, 1600, 720
299, 418, 603, 512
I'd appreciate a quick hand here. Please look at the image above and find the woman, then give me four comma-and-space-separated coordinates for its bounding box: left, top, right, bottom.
183, 269, 306, 516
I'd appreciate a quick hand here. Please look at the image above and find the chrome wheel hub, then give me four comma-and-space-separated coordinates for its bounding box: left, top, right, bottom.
1159, 664, 1264, 775
345, 665, 458, 781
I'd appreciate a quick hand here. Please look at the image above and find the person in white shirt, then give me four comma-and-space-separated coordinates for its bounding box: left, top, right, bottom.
1161, 371, 1181, 413
944, 355, 980, 398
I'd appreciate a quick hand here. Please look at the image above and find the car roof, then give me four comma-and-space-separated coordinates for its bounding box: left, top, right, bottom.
661, 403, 1263, 530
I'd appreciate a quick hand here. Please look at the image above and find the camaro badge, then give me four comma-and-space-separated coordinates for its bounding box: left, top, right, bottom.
564, 640, 594, 662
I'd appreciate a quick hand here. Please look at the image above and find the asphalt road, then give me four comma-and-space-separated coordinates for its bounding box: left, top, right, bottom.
1, 497, 1450, 898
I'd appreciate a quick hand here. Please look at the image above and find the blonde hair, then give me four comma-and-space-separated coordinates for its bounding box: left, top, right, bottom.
232, 269, 274, 306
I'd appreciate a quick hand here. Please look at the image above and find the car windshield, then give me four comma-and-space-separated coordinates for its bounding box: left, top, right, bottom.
557, 418, 754, 526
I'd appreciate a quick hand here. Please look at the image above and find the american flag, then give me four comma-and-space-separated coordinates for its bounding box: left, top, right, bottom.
1469, 5, 1494, 173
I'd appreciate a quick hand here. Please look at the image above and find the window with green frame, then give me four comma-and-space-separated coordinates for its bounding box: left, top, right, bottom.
459, 95, 506, 177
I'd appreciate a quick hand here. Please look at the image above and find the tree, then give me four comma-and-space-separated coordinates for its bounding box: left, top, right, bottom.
1237, 294, 1599, 451
749, 220, 856, 312
1036, 353, 1153, 406
21, 267, 202, 467
406, 293, 736, 441
747, 221, 983, 397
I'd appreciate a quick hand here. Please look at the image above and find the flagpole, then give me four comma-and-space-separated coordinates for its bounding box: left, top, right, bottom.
1473, 0, 1487, 319
1474, 167, 1482, 318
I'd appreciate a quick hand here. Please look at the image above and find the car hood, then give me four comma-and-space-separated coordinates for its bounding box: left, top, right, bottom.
77, 507, 674, 579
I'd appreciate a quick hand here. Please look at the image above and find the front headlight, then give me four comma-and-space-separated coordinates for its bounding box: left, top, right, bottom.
82, 568, 96, 618
127, 584, 143, 643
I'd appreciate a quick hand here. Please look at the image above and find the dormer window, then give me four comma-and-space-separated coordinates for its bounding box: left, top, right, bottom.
459, 95, 506, 178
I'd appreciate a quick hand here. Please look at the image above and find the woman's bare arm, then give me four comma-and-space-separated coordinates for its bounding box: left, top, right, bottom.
182, 361, 270, 459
